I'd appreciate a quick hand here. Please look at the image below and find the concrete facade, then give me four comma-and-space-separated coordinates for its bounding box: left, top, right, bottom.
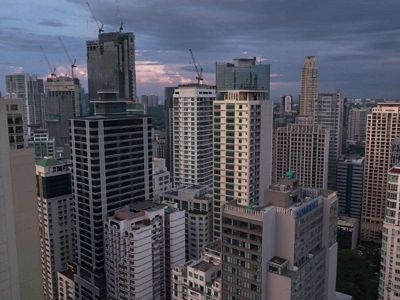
347, 107, 370, 143
152, 158, 172, 203
58, 265, 75, 300
300, 56, 318, 116
3, 98, 26, 149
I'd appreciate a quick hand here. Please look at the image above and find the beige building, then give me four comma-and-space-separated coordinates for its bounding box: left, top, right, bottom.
213, 90, 273, 238
274, 116, 329, 189
57, 265, 75, 300
300, 56, 318, 116
0, 100, 43, 300
221, 173, 338, 300
361, 103, 400, 242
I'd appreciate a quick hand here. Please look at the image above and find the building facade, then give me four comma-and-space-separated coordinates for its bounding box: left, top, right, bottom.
3, 98, 26, 149
347, 107, 370, 143
213, 90, 273, 238
28, 129, 56, 160
87, 32, 136, 101
361, 103, 400, 242
274, 116, 329, 189
152, 158, 172, 202
172, 85, 214, 187
300, 56, 318, 116
336, 155, 364, 219
280, 95, 293, 113
58, 265, 75, 300
337, 217, 359, 250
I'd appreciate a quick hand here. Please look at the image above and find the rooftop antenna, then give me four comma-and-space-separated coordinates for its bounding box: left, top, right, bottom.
40, 46, 56, 78
115, 0, 123, 32
189, 49, 203, 84
59, 37, 77, 79
86, 2, 104, 33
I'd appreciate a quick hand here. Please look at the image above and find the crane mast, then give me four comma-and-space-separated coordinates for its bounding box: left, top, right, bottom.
86, 2, 104, 33
40, 46, 56, 78
115, 0, 123, 32
58, 37, 77, 79
189, 49, 203, 84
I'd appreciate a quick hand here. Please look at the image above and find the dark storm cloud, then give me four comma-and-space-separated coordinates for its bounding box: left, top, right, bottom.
37, 19, 68, 27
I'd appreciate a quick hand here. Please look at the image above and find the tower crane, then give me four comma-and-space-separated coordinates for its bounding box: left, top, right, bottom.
58, 37, 77, 79
115, 0, 123, 32
86, 2, 104, 33
189, 49, 203, 85
40, 46, 56, 78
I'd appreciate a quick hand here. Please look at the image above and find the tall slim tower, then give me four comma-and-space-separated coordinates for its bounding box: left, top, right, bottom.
362, 103, 400, 242
70, 91, 153, 299
5, 74, 45, 137
172, 85, 214, 187
87, 32, 136, 101
212, 90, 273, 238
300, 56, 318, 116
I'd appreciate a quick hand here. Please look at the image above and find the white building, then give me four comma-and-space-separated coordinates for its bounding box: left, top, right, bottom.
36, 158, 74, 299
104, 202, 185, 300
213, 90, 273, 238
172, 239, 222, 300
153, 158, 172, 202
161, 185, 213, 260
57, 264, 75, 300
379, 165, 400, 299
172, 85, 214, 187
28, 129, 56, 160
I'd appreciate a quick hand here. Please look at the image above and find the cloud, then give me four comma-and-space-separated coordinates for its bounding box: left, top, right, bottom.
37, 19, 68, 27
136, 61, 192, 85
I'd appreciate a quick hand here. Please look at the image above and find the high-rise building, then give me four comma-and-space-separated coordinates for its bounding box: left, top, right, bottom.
160, 185, 213, 260
0, 100, 44, 300
172, 85, 214, 187
347, 107, 370, 143
154, 130, 167, 159
3, 98, 26, 149
5, 73, 45, 137
391, 138, 400, 167
172, 239, 222, 300
361, 103, 400, 243
216, 58, 270, 99
336, 154, 364, 219
300, 56, 318, 116
280, 95, 293, 113
35, 158, 74, 299
379, 165, 400, 299
314, 91, 344, 190
152, 158, 172, 202
213, 90, 273, 238
87, 32, 136, 101
58, 264, 75, 300
221, 174, 338, 300
70, 90, 153, 299
337, 217, 359, 250
104, 202, 185, 300
274, 116, 329, 189
165, 86, 177, 174
28, 129, 56, 160
142, 94, 159, 107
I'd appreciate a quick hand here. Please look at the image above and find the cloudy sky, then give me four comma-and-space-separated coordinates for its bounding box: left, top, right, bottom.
1, 0, 399, 100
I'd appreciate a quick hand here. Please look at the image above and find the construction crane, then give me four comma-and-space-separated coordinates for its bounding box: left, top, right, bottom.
189, 49, 203, 84
40, 46, 56, 78
115, 0, 123, 32
86, 2, 104, 33
58, 37, 77, 79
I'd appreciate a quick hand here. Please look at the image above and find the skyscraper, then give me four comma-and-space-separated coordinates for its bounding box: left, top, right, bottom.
362, 103, 400, 242
314, 91, 344, 190
172, 85, 214, 187
274, 116, 329, 189
5, 74, 45, 137
347, 107, 370, 143
212, 90, 273, 238
87, 32, 136, 101
216, 58, 270, 99
70, 91, 153, 299
300, 56, 318, 116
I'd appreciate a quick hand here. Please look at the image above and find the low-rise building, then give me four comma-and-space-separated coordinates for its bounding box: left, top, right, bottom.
337, 217, 359, 250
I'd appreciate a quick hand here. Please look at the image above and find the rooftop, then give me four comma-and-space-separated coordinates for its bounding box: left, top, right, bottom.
36, 157, 62, 167
204, 239, 221, 253
269, 256, 288, 266
192, 260, 216, 272
337, 216, 359, 227
59, 268, 74, 280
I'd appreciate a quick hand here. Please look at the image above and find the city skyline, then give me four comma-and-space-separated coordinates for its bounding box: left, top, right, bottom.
1, 0, 400, 100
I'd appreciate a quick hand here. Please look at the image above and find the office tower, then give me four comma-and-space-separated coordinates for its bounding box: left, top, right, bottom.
160, 185, 213, 260
361, 103, 400, 243
0, 101, 43, 300
87, 32, 136, 101
152, 158, 172, 202
280, 95, 293, 113
314, 91, 344, 190
5, 73, 45, 137
213, 90, 273, 238
58, 264, 75, 300
3, 98, 26, 149
347, 107, 370, 143
379, 165, 400, 299
336, 154, 364, 219
216, 58, 270, 99
274, 116, 329, 189
337, 217, 359, 250
172, 239, 222, 300
221, 174, 338, 300
104, 202, 185, 300
35, 158, 74, 299
300, 56, 318, 116
28, 129, 56, 160
172, 85, 214, 187
70, 90, 153, 299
